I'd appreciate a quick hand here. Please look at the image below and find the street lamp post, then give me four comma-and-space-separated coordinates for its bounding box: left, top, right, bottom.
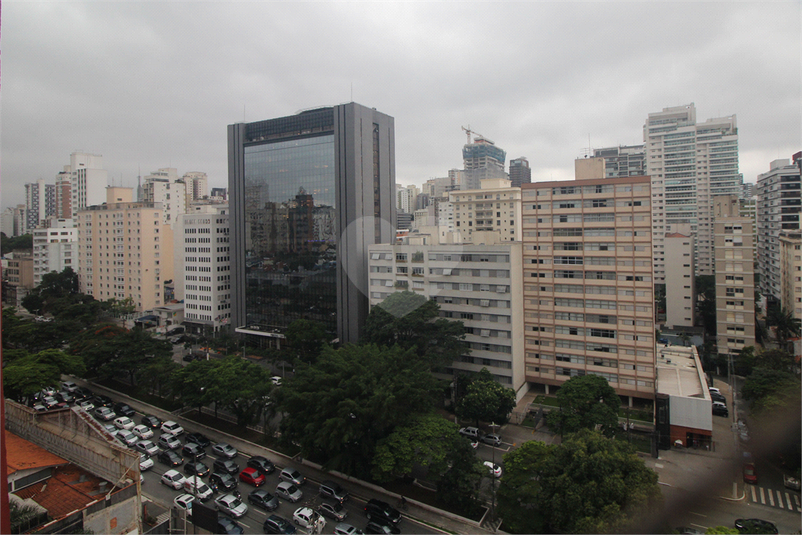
490, 421, 497, 532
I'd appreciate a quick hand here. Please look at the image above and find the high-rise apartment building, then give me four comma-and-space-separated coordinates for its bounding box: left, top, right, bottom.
70, 152, 108, 213
645, 104, 741, 281
32, 218, 77, 286
76, 187, 174, 311
664, 233, 695, 328
2, 251, 34, 307
449, 179, 521, 244
756, 155, 801, 303
184, 171, 209, 201
228, 103, 396, 344
460, 136, 507, 190
397, 184, 419, 214
508, 157, 532, 188
779, 232, 802, 320
368, 233, 526, 398
714, 195, 756, 363
521, 175, 656, 403
594, 145, 646, 179
55, 168, 72, 219
24, 179, 56, 232
142, 169, 187, 225
178, 204, 231, 332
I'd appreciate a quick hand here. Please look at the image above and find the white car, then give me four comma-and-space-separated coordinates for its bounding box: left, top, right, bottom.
116, 429, 137, 447
114, 416, 135, 430
79, 400, 95, 412
276, 481, 303, 502
484, 461, 502, 478
183, 476, 213, 501
174, 494, 195, 516
212, 442, 238, 459
294, 507, 326, 530
160, 469, 186, 490
61, 381, 79, 393
214, 493, 248, 518
334, 524, 361, 535
132, 424, 154, 440
271, 376, 282, 386
135, 440, 159, 456
140, 453, 154, 471
161, 420, 184, 436
159, 434, 182, 450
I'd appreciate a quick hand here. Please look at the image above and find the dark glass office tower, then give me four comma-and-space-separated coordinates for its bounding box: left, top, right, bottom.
228, 103, 395, 344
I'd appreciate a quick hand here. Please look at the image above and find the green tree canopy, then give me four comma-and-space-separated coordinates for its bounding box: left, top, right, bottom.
1, 233, 32, 252
285, 319, 330, 364
741, 367, 800, 414
361, 291, 467, 369
456, 368, 516, 426
497, 431, 662, 534
3, 349, 86, 401
768, 307, 801, 351
546, 374, 620, 437
274, 343, 441, 478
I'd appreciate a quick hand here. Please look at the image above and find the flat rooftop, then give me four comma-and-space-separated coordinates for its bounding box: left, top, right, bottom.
655, 344, 710, 399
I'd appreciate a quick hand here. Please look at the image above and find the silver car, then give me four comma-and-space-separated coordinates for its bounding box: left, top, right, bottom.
135, 440, 159, 456
214, 493, 248, 518
275, 481, 303, 503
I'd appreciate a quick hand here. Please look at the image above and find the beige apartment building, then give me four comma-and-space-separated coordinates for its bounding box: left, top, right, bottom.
449, 178, 521, 243
664, 233, 696, 328
520, 175, 656, 403
713, 195, 756, 362
779, 232, 802, 320
76, 187, 174, 312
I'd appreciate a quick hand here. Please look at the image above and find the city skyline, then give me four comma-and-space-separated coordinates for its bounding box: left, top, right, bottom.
2, 2, 800, 210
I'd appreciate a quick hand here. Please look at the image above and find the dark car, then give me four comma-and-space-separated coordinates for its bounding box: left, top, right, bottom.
183, 442, 207, 460
184, 461, 210, 478
74, 387, 94, 401
141, 414, 162, 428
263, 514, 296, 534
158, 450, 184, 467
214, 458, 240, 475
56, 391, 75, 404
712, 402, 729, 417
185, 432, 212, 449
166, 326, 185, 336
734, 519, 778, 534
247, 489, 279, 511
183, 353, 198, 362
94, 395, 113, 407
217, 516, 244, 535
364, 521, 400, 534
210, 472, 238, 493
364, 499, 401, 525
113, 402, 135, 418
247, 455, 275, 475
319, 480, 349, 503
710, 392, 726, 403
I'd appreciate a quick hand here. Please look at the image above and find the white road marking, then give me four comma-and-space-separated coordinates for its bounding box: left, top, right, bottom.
776, 490, 783, 509
750, 486, 756, 502
759, 487, 766, 504
655, 463, 663, 469
786, 492, 793, 510
690, 523, 708, 530
689, 512, 707, 518
768, 488, 775, 507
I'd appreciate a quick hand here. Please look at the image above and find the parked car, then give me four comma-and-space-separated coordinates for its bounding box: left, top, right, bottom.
158, 450, 184, 467
734, 518, 778, 534
333, 523, 362, 535
214, 493, 248, 518
183, 476, 214, 501
159, 434, 182, 450
160, 469, 186, 490
114, 416, 135, 430
248, 488, 279, 510
710, 392, 727, 403
113, 403, 135, 418
712, 402, 729, 417
212, 442, 238, 459
94, 407, 116, 421
217, 516, 244, 535
213, 458, 240, 475
784, 474, 801, 490
481, 434, 502, 447
240, 467, 266, 487
132, 424, 154, 440
174, 494, 195, 517
161, 420, 184, 436
166, 326, 185, 336
135, 440, 159, 456
182, 442, 206, 460
210, 472, 238, 494
319, 480, 349, 503
743, 463, 757, 484
484, 461, 503, 478
293, 507, 326, 530
458, 427, 481, 439
363, 499, 401, 525
185, 432, 211, 449
263, 514, 297, 534
275, 482, 303, 503
141, 415, 162, 429
279, 468, 305, 486
184, 461, 210, 479
139, 453, 154, 472
247, 455, 275, 475
318, 501, 348, 521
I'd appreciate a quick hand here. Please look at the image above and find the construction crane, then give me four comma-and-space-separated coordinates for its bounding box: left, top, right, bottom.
461, 125, 493, 145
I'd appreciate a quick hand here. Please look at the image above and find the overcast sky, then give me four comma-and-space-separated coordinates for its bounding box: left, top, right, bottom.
2, 1, 800, 210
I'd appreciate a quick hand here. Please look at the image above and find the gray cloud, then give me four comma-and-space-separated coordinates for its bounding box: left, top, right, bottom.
2, 1, 799, 208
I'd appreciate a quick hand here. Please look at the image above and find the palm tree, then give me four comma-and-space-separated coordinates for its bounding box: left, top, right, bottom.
769, 308, 801, 352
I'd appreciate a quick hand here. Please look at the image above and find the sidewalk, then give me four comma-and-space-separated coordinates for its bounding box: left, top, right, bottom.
68, 376, 501, 534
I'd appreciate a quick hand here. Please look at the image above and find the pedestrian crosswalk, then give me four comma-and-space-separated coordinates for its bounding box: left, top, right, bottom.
747, 484, 801, 512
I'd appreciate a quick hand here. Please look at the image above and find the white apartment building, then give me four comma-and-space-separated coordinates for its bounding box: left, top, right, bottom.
24, 179, 55, 233
70, 152, 108, 213
32, 218, 77, 286
714, 195, 756, 362
645, 104, 741, 281
779, 232, 802, 320
142, 174, 187, 225
367, 233, 526, 399
449, 179, 521, 244
184, 171, 209, 201
179, 204, 231, 332
664, 233, 695, 328
397, 184, 419, 214
521, 175, 656, 403
76, 187, 173, 312
756, 155, 801, 303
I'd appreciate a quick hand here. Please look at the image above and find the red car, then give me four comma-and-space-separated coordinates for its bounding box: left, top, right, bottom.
743, 463, 757, 484
239, 467, 266, 487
